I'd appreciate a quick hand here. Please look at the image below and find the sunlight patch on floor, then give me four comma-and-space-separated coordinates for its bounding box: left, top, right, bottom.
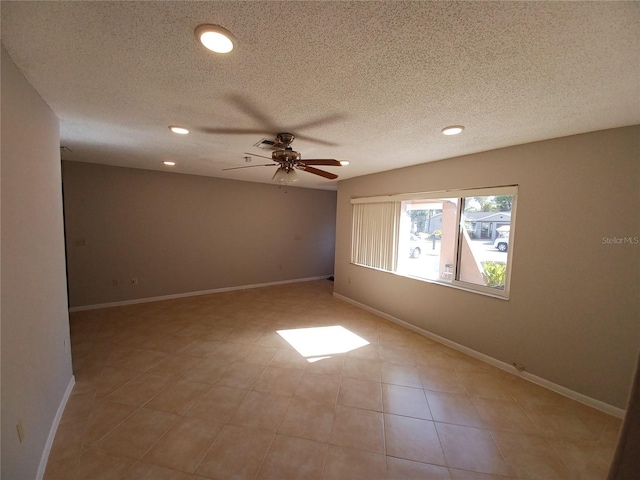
277, 325, 369, 362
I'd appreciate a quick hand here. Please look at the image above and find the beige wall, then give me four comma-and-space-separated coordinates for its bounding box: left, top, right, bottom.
1, 47, 73, 479
335, 126, 640, 409
62, 162, 337, 307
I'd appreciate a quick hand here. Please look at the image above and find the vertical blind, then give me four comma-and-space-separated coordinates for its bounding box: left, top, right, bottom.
351, 202, 399, 271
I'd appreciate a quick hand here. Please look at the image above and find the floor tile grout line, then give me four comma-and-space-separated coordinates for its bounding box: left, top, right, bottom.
251, 430, 278, 480
81, 401, 141, 452
484, 428, 518, 478
322, 341, 347, 479
377, 349, 388, 469
543, 433, 591, 477
385, 453, 449, 470
506, 390, 549, 440
188, 416, 228, 478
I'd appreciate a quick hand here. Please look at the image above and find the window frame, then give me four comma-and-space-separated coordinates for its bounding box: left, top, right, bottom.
351, 185, 518, 299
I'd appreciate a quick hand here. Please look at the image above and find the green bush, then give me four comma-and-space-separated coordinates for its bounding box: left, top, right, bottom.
482, 261, 506, 288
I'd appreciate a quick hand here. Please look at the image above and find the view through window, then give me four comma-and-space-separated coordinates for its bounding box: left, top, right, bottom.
396, 198, 456, 282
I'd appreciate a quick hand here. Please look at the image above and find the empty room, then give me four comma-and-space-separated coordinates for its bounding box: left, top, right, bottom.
1, 2, 638, 480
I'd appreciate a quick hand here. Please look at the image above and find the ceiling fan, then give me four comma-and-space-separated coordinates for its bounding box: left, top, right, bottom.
223, 133, 343, 183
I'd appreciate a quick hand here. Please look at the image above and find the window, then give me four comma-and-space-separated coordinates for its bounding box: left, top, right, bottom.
351, 186, 517, 298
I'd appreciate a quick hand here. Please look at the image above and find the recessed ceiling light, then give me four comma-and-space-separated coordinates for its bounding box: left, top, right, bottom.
169, 126, 189, 135
163, 161, 176, 166
340, 161, 350, 166
442, 125, 465, 136
195, 24, 236, 54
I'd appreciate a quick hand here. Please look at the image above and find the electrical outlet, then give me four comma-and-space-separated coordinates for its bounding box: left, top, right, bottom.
17, 419, 25, 443
75, 238, 86, 247
131, 277, 138, 285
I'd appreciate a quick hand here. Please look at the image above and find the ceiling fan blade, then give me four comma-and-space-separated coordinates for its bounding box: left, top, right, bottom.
300, 166, 338, 180
244, 152, 274, 161
226, 94, 278, 130
291, 134, 339, 146
198, 127, 336, 146
223, 164, 276, 171
197, 127, 273, 135
298, 159, 342, 166
226, 94, 344, 146
290, 113, 347, 132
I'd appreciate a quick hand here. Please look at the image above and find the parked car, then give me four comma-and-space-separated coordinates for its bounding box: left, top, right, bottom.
409, 234, 422, 258
494, 235, 509, 252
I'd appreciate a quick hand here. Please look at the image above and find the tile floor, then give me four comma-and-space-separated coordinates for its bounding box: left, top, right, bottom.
45, 280, 621, 479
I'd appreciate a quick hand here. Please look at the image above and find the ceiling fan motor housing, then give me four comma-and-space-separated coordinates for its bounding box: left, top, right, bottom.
272, 149, 301, 164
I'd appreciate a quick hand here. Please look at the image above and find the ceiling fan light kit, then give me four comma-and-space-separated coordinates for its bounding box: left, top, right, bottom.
195, 24, 236, 53
273, 167, 299, 185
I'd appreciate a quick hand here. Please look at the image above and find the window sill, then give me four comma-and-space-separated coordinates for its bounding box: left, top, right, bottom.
350, 262, 510, 300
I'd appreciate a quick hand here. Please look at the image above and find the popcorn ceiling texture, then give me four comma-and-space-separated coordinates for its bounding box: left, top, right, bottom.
2, 1, 638, 189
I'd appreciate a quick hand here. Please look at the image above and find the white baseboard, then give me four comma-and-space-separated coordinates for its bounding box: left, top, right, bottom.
333, 292, 625, 419
69, 276, 330, 312
37, 375, 76, 480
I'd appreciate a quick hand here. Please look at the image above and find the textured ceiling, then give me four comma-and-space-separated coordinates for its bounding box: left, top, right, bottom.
2, 1, 638, 190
